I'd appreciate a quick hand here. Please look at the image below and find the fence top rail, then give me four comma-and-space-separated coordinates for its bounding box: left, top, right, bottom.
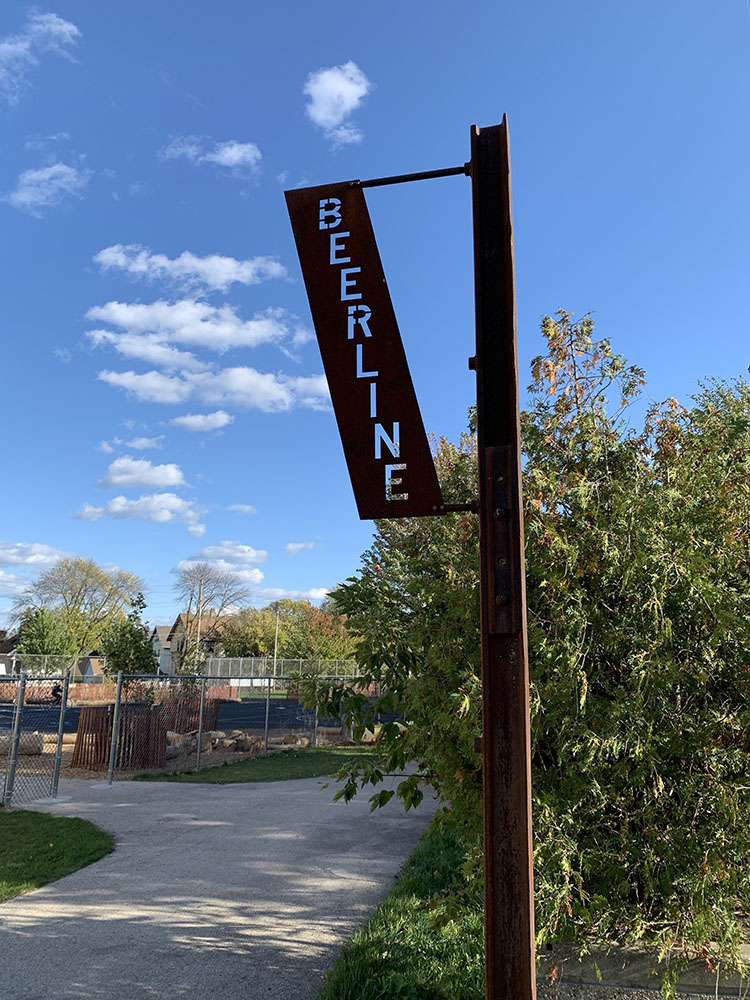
115, 673, 367, 682
0, 673, 71, 682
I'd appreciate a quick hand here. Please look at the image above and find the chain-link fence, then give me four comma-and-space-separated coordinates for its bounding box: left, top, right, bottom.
0, 670, 382, 796
67, 673, 357, 783
205, 657, 359, 680
0, 672, 70, 806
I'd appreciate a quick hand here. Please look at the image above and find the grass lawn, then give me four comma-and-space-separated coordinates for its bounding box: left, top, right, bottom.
133, 745, 376, 783
317, 826, 484, 1000
0, 809, 114, 903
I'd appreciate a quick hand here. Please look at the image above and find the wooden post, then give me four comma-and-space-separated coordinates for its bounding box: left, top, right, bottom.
470, 117, 536, 1000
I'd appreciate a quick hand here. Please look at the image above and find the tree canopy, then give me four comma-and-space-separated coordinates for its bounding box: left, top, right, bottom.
13, 558, 143, 656
307, 311, 750, 981
222, 598, 354, 661
99, 593, 157, 676
16, 608, 77, 658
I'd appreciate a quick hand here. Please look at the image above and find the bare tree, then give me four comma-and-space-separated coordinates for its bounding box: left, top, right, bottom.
172, 562, 249, 669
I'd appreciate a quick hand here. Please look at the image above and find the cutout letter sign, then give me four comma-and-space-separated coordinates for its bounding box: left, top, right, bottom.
286, 182, 443, 520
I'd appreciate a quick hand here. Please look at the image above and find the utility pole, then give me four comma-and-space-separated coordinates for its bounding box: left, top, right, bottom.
273, 608, 280, 677
471, 118, 536, 1000
194, 578, 204, 671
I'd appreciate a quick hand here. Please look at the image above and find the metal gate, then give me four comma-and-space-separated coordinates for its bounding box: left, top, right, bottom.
0, 671, 70, 807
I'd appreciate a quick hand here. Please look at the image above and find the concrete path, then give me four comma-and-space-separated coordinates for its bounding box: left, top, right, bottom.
1, 774, 435, 1000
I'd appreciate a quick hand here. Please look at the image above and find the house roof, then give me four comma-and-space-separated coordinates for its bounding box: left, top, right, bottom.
150, 626, 172, 648
0, 634, 18, 655
166, 613, 233, 645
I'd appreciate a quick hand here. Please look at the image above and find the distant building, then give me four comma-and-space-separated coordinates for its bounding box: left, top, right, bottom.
165, 614, 232, 672
150, 626, 174, 675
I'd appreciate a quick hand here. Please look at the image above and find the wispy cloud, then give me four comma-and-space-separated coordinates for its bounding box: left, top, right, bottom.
93, 244, 287, 294
0, 11, 80, 106
124, 436, 163, 451
0, 570, 29, 598
304, 61, 372, 146
284, 541, 315, 556
100, 456, 185, 489
226, 503, 257, 515
5, 162, 91, 216
77, 493, 206, 536
160, 136, 261, 177
87, 328, 208, 373
98, 367, 329, 413
176, 540, 267, 585
169, 411, 234, 432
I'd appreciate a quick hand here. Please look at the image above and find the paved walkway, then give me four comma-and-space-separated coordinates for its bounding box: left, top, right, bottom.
1, 774, 435, 1000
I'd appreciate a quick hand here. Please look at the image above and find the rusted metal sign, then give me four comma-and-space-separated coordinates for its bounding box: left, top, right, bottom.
285, 182, 443, 520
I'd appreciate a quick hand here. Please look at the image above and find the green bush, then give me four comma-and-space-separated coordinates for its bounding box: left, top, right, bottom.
305, 312, 750, 985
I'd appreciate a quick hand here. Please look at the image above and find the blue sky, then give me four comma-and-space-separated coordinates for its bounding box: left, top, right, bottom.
1, 2, 748, 629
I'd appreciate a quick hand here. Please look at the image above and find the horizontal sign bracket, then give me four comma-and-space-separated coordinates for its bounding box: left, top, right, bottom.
350, 163, 470, 189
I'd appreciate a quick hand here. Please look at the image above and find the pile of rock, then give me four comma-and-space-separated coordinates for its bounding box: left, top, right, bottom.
166, 729, 264, 759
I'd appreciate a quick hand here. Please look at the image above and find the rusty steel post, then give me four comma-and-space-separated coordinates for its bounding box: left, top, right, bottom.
470, 118, 536, 1000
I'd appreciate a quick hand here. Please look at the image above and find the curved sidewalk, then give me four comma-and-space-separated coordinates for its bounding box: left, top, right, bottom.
1, 774, 435, 1000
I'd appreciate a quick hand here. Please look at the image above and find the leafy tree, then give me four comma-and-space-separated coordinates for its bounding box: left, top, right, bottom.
306, 311, 750, 983
16, 608, 77, 657
13, 558, 142, 656
222, 606, 277, 658
99, 593, 157, 676
222, 599, 355, 661
172, 562, 249, 669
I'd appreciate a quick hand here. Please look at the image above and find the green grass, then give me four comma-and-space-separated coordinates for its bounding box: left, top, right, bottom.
317, 827, 484, 1000
133, 745, 376, 783
0, 809, 114, 902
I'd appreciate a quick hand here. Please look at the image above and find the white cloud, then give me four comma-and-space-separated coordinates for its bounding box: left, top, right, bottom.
93, 244, 287, 293
284, 541, 315, 556
100, 456, 185, 489
86, 300, 293, 353
252, 586, 329, 603
97, 369, 193, 404
88, 328, 208, 373
54, 346, 72, 363
0, 541, 67, 567
0, 11, 80, 106
169, 411, 234, 432
176, 540, 267, 586
77, 493, 205, 536
160, 136, 261, 176
98, 367, 330, 412
97, 440, 114, 454
226, 504, 257, 515
303, 61, 372, 145
186, 541, 266, 565
124, 436, 163, 450
5, 162, 91, 216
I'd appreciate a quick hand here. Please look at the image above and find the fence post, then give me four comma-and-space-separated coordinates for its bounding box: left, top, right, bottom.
263, 676, 272, 757
107, 671, 124, 785
314, 703, 319, 748
51, 669, 71, 798
5, 672, 27, 807
195, 677, 207, 773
